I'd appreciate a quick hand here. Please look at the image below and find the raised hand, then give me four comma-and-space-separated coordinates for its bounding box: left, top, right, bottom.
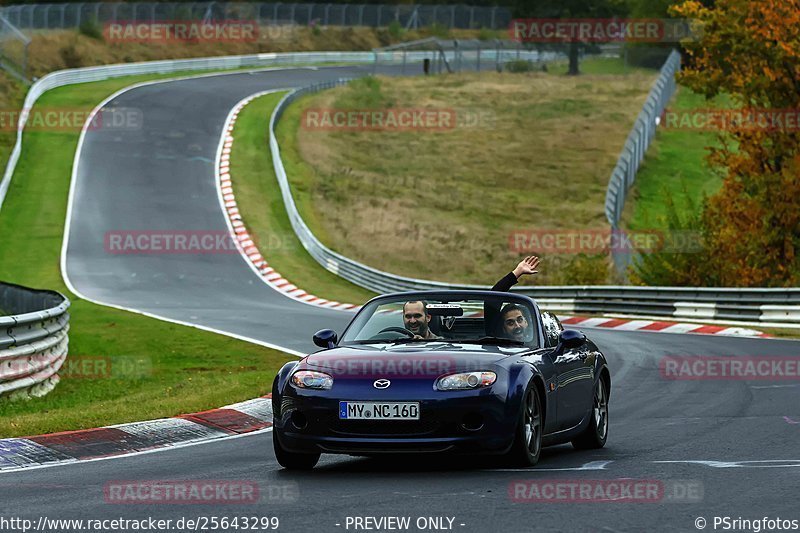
512, 256, 540, 279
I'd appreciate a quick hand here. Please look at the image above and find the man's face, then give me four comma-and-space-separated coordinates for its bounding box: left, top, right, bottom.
403, 302, 430, 337
502, 309, 529, 341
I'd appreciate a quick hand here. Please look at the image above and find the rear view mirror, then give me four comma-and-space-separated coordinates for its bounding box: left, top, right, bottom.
425, 304, 464, 317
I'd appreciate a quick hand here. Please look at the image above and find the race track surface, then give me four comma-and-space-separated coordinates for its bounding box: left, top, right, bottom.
4, 66, 797, 532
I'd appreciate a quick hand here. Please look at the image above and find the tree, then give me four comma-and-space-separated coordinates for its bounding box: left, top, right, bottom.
671, 0, 800, 286
513, 0, 628, 75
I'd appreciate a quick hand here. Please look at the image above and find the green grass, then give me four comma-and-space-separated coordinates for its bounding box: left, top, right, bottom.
0, 70, 303, 437
624, 88, 726, 230
230, 92, 376, 305
545, 56, 657, 76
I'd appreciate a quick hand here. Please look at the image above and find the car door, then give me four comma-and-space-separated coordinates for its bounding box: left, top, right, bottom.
541, 312, 595, 431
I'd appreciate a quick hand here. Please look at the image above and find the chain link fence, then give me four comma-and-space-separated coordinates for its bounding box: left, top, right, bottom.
0, 3, 512, 31
0, 14, 29, 82
373, 37, 561, 75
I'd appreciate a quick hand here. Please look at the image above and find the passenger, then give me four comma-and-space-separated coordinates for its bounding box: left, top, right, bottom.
499, 303, 533, 342
487, 256, 540, 340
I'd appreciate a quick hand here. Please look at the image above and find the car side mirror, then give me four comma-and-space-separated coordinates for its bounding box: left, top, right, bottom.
313, 329, 338, 349
558, 329, 586, 350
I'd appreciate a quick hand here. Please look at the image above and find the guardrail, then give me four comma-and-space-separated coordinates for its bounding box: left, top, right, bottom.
269, 78, 800, 328
0, 2, 512, 30
604, 49, 681, 229
0, 282, 70, 400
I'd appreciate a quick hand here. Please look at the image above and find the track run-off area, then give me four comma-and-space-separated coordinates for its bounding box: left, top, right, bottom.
2, 65, 799, 533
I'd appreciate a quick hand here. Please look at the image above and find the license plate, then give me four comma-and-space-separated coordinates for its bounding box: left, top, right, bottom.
339, 401, 420, 420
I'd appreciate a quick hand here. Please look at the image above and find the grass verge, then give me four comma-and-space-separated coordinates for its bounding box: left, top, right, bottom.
624, 88, 725, 230
276, 57, 659, 285
0, 69, 301, 438
230, 91, 376, 304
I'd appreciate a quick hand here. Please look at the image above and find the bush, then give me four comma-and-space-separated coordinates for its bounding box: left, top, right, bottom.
628, 188, 711, 286
477, 27, 498, 41
388, 20, 404, 40
504, 60, 535, 73
623, 45, 672, 69
78, 17, 104, 41
427, 23, 450, 39
562, 254, 612, 285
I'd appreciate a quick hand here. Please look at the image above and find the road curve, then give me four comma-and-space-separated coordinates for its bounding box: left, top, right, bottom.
6, 65, 797, 531
63, 66, 399, 354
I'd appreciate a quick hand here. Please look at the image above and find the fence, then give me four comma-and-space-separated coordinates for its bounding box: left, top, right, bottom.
0, 3, 512, 31
0, 282, 70, 400
374, 37, 558, 75
0, 14, 29, 82
269, 79, 800, 327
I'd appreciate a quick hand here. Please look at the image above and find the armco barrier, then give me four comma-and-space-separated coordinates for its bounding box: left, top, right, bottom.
0, 282, 70, 399
269, 79, 800, 327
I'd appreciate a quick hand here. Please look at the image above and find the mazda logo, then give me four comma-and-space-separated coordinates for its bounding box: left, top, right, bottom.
373, 379, 391, 389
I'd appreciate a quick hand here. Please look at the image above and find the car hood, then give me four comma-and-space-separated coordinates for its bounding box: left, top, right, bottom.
302, 342, 527, 378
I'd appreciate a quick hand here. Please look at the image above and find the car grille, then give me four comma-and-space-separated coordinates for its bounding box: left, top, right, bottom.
324, 416, 441, 437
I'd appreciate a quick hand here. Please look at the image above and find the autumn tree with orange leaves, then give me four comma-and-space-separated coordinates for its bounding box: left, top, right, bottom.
666, 0, 800, 286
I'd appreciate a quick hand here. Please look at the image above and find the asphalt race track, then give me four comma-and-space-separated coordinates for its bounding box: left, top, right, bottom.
3, 66, 799, 532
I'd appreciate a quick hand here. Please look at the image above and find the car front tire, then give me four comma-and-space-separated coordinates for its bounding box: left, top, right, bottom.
506, 380, 542, 467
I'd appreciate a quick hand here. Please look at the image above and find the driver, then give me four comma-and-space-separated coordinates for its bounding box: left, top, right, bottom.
403, 301, 443, 340
499, 303, 533, 342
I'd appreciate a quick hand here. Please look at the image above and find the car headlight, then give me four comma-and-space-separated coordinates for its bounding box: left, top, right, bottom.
291, 370, 333, 390
436, 371, 496, 391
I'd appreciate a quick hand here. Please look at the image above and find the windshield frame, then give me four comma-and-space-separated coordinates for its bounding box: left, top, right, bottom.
339, 290, 543, 348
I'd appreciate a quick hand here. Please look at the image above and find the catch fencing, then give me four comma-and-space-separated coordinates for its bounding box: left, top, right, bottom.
0, 282, 70, 400
0, 2, 512, 31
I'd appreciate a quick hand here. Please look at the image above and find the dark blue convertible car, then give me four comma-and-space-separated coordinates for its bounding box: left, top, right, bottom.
272, 290, 610, 469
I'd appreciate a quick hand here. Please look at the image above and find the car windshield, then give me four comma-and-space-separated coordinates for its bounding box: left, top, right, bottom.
340, 294, 539, 348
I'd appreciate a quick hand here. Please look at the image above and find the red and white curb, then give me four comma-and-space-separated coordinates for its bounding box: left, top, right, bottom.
216, 91, 358, 313
559, 315, 769, 338
0, 396, 273, 473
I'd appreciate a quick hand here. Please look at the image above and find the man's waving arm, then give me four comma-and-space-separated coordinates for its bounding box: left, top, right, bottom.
492, 256, 540, 292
